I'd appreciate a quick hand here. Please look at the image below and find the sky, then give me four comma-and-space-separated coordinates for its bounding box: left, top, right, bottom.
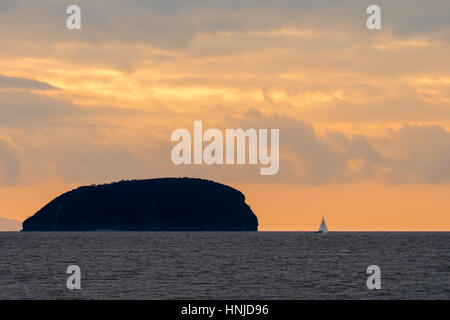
0, 0, 450, 230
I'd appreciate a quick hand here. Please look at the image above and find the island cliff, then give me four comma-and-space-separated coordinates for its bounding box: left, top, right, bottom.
22, 178, 258, 231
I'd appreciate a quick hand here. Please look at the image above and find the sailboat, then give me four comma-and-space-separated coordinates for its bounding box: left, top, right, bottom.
316, 216, 328, 234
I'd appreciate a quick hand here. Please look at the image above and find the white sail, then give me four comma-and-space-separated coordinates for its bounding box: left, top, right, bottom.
318, 217, 328, 233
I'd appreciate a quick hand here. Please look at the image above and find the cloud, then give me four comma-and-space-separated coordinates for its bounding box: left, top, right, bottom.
386, 124, 450, 184
1, 1, 449, 124
0, 75, 57, 90
1, 0, 450, 53
2, 106, 450, 187
221, 110, 384, 184
0, 137, 21, 185
0, 1, 449, 188
0, 90, 144, 128
218, 110, 450, 185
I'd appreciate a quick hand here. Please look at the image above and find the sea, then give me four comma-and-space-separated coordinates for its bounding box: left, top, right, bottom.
0, 232, 448, 300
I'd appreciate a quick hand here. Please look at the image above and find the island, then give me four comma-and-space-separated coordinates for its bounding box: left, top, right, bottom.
22, 177, 258, 231
0, 217, 22, 232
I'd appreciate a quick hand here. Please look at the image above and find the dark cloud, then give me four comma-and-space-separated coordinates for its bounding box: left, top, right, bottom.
0, 75, 57, 90
0, 0, 15, 12
1, 0, 449, 48
0, 90, 143, 127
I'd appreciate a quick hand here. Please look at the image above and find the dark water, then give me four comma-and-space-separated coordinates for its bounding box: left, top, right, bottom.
0, 232, 449, 300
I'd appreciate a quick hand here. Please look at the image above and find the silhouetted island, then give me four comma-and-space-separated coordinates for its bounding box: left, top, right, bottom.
22, 178, 258, 231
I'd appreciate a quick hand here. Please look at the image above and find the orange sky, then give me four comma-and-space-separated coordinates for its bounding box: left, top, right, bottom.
1, 181, 450, 231
0, 1, 450, 230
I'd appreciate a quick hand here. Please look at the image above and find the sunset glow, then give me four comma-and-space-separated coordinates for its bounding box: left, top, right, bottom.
1, 1, 450, 230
